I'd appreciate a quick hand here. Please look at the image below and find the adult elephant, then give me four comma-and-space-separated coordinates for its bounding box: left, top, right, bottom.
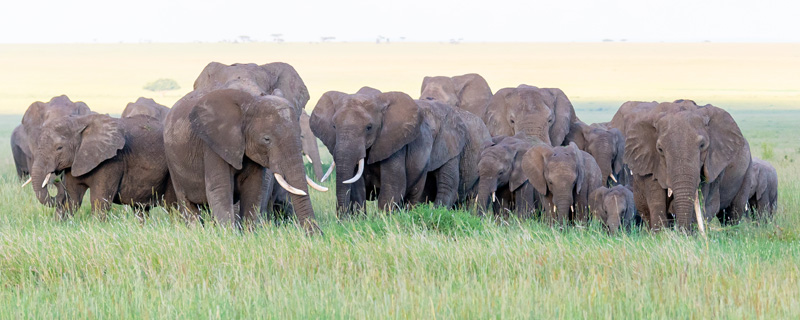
566, 121, 627, 186
31, 114, 174, 219
420, 73, 493, 121
121, 97, 169, 122
746, 158, 778, 219
522, 142, 603, 225
299, 110, 324, 180
607, 101, 658, 136
164, 89, 320, 232
485, 85, 577, 147
476, 134, 538, 218
624, 101, 752, 232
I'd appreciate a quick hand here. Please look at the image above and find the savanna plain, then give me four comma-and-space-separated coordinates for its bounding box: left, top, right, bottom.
1, 43, 800, 318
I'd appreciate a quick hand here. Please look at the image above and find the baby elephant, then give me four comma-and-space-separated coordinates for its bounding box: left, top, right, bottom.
31, 114, 174, 219
747, 158, 778, 219
589, 185, 636, 234
476, 134, 538, 219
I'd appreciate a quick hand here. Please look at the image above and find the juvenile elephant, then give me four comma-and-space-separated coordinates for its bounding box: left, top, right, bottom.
420, 73, 493, 121
566, 121, 628, 185
164, 89, 320, 232
624, 101, 752, 231
746, 158, 778, 219
485, 85, 577, 147
121, 97, 169, 122
522, 142, 603, 225
589, 185, 636, 234
31, 114, 174, 219
476, 134, 538, 219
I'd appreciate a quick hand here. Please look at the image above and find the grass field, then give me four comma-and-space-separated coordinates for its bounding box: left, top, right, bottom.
1, 43, 800, 318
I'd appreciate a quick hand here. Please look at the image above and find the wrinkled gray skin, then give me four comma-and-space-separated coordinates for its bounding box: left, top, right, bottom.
476, 134, 539, 219
32, 114, 174, 219
11, 125, 29, 180
624, 101, 752, 232
589, 185, 635, 234
20, 95, 93, 205
486, 85, 577, 147
420, 73, 493, 121
164, 89, 318, 233
121, 97, 170, 122
310, 90, 487, 215
522, 142, 603, 225
566, 121, 628, 186
746, 158, 778, 219
299, 110, 323, 180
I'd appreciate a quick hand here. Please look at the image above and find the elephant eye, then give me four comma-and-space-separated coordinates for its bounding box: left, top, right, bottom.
56, 146, 63, 151
657, 146, 663, 154
366, 124, 373, 131
548, 117, 553, 123
263, 136, 271, 144
509, 119, 515, 124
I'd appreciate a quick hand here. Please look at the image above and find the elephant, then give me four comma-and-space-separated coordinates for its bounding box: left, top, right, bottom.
607, 101, 658, 137
163, 88, 321, 232
746, 158, 778, 219
522, 142, 603, 225
485, 85, 578, 147
121, 97, 169, 122
310, 89, 489, 215
420, 73, 493, 121
476, 134, 539, 219
31, 113, 174, 219
566, 121, 628, 186
299, 110, 324, 180
11, 125, 29, 180
589, 185, 636, 234
624, 101, 752, 232
193, 61, 310, 116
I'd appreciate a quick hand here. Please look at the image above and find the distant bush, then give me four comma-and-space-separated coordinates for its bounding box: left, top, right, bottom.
143, 78, 180, 92
761, 142, 775, 160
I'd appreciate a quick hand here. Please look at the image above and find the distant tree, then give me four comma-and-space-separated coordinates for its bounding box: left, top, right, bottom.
321, 36, 336, 42
143, 79, 180, 92
238, 35, 253, 43
271, 33, 284, 42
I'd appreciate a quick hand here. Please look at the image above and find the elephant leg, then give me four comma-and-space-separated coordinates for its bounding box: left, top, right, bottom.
259, 170, 276, 221
88, 174, 123, 221
238, 167, 265, 228
642, 179, 668, 231
434, 157, 460, 208
378, 149, 407, 212
514, 184, 537, 219
204, 147, 236, 227
351, 175, 367, 214
405, 172, 428, 207
62, 179, 87, 220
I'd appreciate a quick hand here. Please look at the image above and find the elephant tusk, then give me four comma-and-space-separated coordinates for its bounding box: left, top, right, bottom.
320, 162, 335, 182
668, 188, 673, 198
695, 190, 706, 236
745, 203, 749, 212
570, 205, 574, 213
305, 175, 328, 192
492, 192, 497, 202
274, 173, 307, 196
21, 177, 32, 188
609, 174, 618, 183
42, 173, 52, 188
342, 158, 364, 184
304, 154, 313, 164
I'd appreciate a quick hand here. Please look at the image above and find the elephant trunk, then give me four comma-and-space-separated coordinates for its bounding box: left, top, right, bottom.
592, 146, 614, 184
476, 175, 498, 216
30, 156, 58, 207
273, 146, 319, 234
334, 139, 366, 216
553, 196, 573, 224
670, 177, 700, 232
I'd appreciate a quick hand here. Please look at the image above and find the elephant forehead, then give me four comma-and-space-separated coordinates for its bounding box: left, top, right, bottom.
333, 107, 373, 126
658, 112, 707, 137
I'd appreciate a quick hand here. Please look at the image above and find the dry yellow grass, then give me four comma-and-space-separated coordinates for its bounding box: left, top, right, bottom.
1, 42, 799, 114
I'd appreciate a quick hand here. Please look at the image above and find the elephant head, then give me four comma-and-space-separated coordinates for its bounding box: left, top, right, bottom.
589, 185, 635, 234
193, 62, 310, 117
31, 114, 125, 207
22, 95, 93, 157
566, 121, 626, 185
189, 88, 317, 227
624, 102, 746, 230
476, 135, 533, 215
310, 91, 423, 213
523, 142, 601, 224
747, 158, 778, 218
121, 97, 169, 122
485, 85, 576, 147
420, 73, 492, 120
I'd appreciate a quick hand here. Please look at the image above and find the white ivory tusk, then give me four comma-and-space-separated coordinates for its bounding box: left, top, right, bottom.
42, 173, 52, 188
609, 174, 618, 183
320, 162, 335, 182
21, 177, 32, 188
342, 159, 364, 184
668, 188, 673, 197
305, 154, 313, 163
570, 205, 574, 213
695, 190, 706, 236
306, 175, 328, 192
492, 192, 497, 202
274, 173, 307, 196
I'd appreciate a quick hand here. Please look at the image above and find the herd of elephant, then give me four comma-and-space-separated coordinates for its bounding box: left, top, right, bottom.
10, 62, 779, 235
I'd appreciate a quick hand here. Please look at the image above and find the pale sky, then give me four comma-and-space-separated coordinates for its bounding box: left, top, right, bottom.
2, 0, 798, 43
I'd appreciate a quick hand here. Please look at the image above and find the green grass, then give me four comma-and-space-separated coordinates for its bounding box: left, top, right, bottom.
2, 106, 800, 318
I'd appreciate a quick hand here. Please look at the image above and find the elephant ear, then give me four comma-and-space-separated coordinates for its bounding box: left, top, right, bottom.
72, 114, 125, 177
369, 92, 422, 163
309, 91, 347, 153
610, 128, 626, 176
522, 144, 553, 195
549, 88, 576, 146
485, 88, 516, 137
623, 187, 636, 223
193, 62, 227, 91
189, 90, 246, 170
452, 74, 491, 109
424, 101, 467, 169
261, 62, 310, 112
589, 187, 608, 219
565, 121, 588, 150
509, 148, 530, 191
624, 112, 661, 177
570, 142, 587, 194
698, 105, 745, 182
755, 165, 768, 201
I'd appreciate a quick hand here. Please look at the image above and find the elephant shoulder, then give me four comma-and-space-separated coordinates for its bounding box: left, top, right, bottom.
418, 100, 467, 170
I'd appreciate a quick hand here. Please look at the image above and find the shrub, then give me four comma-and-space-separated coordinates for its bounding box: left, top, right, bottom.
143, 78, 180, 92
